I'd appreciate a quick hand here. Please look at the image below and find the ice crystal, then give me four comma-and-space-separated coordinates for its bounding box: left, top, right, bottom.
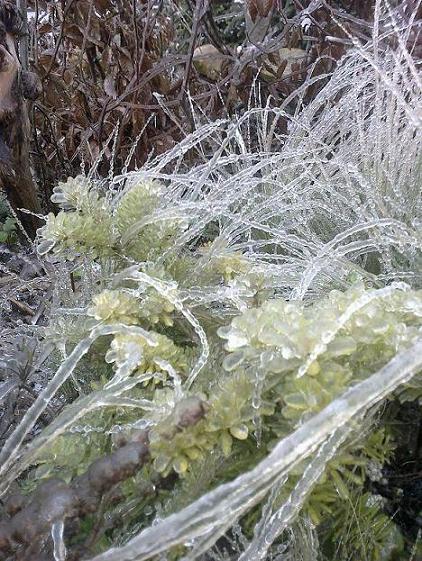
2, 2, 421, 561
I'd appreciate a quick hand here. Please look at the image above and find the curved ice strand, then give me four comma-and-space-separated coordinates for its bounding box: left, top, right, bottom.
52, 520, 67, 561
87, 339, 422, 561
239, 425, 351, 561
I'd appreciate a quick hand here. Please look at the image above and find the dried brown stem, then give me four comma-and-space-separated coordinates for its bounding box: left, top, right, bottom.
0, 1, 42, 238
0, 431, 150, 558
0, 396, 208, 560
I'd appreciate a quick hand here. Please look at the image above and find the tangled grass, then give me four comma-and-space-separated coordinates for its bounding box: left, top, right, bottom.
1, 1, 421, 560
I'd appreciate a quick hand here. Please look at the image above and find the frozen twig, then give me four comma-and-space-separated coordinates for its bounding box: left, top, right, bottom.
0, 397, 208, 559
86, 340, 422, 561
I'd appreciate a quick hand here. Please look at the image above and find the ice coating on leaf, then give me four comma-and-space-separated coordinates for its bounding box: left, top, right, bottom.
222, 350, 245, 371
12, 2, 422, 559
88, 289, 141, 325
105, 331, 189, 386
219, 284, 422, 384
50, 175, 94, 211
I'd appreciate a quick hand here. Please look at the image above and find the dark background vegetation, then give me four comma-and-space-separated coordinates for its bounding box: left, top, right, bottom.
27, 0, 380, 208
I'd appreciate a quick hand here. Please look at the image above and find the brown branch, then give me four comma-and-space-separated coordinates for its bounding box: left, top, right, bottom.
182, 0, 210, 96
41, 0, 77, 81
0, 396, 208, 560
0, 1, 42, 238
0, 431, 150, 558
8, 297, 34, 316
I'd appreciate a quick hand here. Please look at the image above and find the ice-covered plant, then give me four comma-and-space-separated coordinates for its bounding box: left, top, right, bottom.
1, 2, 422, 560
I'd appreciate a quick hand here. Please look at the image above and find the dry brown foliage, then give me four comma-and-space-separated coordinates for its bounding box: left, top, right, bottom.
26, 0, 386, 205
29, 0, 182, 206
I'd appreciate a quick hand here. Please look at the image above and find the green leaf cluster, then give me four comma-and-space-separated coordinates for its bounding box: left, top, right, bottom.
34, 176, 422, 560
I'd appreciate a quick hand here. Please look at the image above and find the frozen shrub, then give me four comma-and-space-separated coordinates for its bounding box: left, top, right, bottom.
1, 2, 421, 560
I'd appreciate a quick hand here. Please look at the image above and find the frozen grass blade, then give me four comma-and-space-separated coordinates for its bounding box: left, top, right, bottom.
87, 340, 422, 561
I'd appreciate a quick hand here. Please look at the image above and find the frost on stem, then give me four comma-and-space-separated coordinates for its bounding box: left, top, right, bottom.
0, 397, 208, 559
5, 1, 420, 560
86, 340, 422, 561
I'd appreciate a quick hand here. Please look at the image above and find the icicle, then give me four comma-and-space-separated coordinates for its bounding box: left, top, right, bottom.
51, 520, 67, 561
252, 367, 266, 445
